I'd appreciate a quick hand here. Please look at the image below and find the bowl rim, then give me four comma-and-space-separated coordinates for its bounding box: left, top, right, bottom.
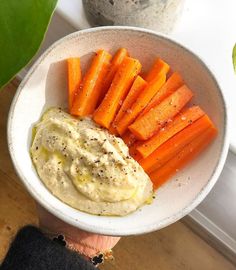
7, 26, 229, 236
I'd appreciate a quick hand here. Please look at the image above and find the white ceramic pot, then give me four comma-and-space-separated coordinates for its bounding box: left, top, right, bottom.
83, 0, 185, 33
8, 27, 229, 236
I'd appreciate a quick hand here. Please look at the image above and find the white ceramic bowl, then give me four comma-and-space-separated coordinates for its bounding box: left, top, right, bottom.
8, 27, 229, 236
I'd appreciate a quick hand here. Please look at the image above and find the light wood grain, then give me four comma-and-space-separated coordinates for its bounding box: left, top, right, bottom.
0, 79, 235, 269
101, 222, 236, 270
0, 79, 38, 260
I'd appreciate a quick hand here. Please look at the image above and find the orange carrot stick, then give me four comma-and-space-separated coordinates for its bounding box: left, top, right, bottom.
129, 142, 143, 161
145, 58, 170, 82
108, 125, 118, 135
67, 58, 82, 112
93, 57, 142, 129
138, 72, 184, 119
139, 115, 214, 173
137, 106, 205, 158
71, 50, 112, 116
149, 126, 217, 190
129, 85, 193, 140
116, 73, 166, 135
110, 76, 147, 132
98, 48, 129, 104
122, 131, 137, 147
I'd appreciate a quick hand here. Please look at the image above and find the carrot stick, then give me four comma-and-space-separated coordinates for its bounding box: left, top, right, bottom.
149, 126, 217, 190
122, 131, 137, 147
98, 48, 129, 104
110, 76, 147, 133
145, 58, 170, 82
138, 72, 184, 119
93, 57, 142, 129
137, 106, 205, 158
108, 125, 118, 135
67, 58, 82, 112
139, 115, 214, 173
71, 50, 112, 116
116, 73, 166, 135
129, 142, 143, 161
129, 85, 193, 140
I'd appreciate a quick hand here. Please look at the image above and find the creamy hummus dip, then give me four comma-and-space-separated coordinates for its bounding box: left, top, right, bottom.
31, 108, 153, 216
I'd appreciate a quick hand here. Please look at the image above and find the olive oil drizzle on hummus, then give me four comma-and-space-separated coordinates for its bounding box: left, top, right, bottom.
31, 108, 153, 216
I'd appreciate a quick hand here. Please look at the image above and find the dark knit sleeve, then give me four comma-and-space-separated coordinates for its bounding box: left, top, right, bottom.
0, 226, 97, 270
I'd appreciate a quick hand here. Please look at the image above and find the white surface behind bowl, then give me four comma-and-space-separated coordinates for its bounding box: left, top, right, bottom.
7, 27, 229, 236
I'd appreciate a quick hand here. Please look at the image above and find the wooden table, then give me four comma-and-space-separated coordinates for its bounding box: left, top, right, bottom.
0, 79, 235, 270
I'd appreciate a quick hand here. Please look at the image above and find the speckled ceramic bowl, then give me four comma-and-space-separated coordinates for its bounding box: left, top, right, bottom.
7, 27, 229, 236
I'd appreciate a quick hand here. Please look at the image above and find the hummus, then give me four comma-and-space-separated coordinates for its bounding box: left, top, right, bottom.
31, 108, 153, 216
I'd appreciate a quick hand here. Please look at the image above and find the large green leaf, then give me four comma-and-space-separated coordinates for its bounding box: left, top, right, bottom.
0, 0, 57, 88
233, 43, 236, 74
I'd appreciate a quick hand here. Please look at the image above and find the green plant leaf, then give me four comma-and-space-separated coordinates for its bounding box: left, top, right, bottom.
0, 0, 58, 88
233, 44, 236, 74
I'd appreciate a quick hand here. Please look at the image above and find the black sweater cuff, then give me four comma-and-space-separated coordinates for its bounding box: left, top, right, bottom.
0, 225, 97, 270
